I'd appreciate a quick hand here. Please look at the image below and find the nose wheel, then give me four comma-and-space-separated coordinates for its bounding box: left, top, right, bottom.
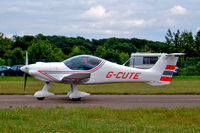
34, 82, 54, 100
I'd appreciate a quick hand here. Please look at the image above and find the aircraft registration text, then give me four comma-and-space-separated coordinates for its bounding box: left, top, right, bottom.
106, 71, 141, 79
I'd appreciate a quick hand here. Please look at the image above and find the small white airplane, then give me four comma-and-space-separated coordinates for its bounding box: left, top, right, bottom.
20, 52, 184, 101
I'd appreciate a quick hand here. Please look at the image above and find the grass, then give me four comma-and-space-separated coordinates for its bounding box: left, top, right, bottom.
0, 77, 199, 132
0, 107, 199, 133
0, 76, 200, 95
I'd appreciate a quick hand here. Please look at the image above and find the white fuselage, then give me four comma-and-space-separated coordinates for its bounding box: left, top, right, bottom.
20, 53, 181, 99
25, 60, 161, 84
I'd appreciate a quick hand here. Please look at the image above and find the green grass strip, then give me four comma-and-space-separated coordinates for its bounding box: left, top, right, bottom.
0, 76, 200, 95
0, 107, 199, 133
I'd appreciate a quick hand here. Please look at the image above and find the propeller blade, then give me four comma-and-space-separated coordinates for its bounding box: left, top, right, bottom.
24, 73, 28, 92
25, 51, 28, 65
24, 51, 28, 92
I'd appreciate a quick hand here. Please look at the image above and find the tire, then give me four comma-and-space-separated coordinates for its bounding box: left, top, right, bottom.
36, 97, 45, 100
72, 98, 81, 101
1, 73, 5, 76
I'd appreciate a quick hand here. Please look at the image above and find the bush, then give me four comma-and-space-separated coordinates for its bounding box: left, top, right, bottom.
178, 57, 200, 76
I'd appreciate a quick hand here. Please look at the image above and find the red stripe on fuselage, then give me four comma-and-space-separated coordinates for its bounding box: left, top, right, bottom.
38, 71, 57, 81
160, 76, 172, 81
165, 65, 176, 70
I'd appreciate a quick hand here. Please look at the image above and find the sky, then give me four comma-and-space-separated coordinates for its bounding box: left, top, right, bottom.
1, 0, 200, 42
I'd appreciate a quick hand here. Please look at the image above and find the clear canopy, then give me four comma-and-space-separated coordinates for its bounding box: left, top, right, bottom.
63, 55, 103, 70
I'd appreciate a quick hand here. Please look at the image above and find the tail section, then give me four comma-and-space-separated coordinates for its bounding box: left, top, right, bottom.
147, 53, 184, 86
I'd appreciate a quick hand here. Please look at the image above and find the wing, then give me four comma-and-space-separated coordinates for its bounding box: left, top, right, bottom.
61, 73, 90, 84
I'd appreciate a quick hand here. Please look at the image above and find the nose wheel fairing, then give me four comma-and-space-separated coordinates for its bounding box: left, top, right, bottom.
34, 82, 54, 100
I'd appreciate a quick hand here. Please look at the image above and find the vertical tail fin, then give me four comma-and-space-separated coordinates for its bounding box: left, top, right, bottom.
147, 53, 184, 86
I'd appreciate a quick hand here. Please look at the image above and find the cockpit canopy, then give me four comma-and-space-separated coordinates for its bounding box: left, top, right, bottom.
63, 55, 103, 70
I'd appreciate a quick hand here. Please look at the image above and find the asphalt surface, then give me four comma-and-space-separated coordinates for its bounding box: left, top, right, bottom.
0, 95, 199, 109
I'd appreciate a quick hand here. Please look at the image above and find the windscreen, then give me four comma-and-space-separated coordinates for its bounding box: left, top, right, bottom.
63, 55, 103, 70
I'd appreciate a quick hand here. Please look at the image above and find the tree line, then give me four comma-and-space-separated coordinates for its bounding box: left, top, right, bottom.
0, 29, 199, 67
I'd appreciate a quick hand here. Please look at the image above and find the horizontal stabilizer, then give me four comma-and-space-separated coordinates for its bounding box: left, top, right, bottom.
146, 81, 170, 86
165, 53, 185, 56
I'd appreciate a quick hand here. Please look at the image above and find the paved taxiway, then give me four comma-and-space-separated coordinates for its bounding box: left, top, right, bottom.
0, 95, 199, 109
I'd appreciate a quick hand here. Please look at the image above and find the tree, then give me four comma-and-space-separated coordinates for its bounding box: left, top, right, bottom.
119, 52, 129, 64
0, 58, 6, 65
28, 39, 64, 63
165, 29, 173, 46
165, 29, 198, 56
94, 46, 121, 63
94, 46, 106, 57
181, 31, 196, 56
0, 32, 12, 59
53, 47, 66, 61
12, 35, 35, 50
195, 30, 200, 57
165, 29, 180, 52
130, 38, 148, 49
104, 37, 120, 49
68, 46, 89, 58
10, 47, 24, 65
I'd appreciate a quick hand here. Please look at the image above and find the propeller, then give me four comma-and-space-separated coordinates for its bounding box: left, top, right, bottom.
23, 51, 28, 92
24, 73, 28, 92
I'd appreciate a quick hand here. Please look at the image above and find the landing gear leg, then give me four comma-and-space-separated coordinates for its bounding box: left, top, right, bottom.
67, 84, 90, 101
34, 82, 54, 100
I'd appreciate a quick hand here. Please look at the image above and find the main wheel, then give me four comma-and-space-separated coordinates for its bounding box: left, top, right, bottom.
36, 97, 45, 100
72, 98, 81, 101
